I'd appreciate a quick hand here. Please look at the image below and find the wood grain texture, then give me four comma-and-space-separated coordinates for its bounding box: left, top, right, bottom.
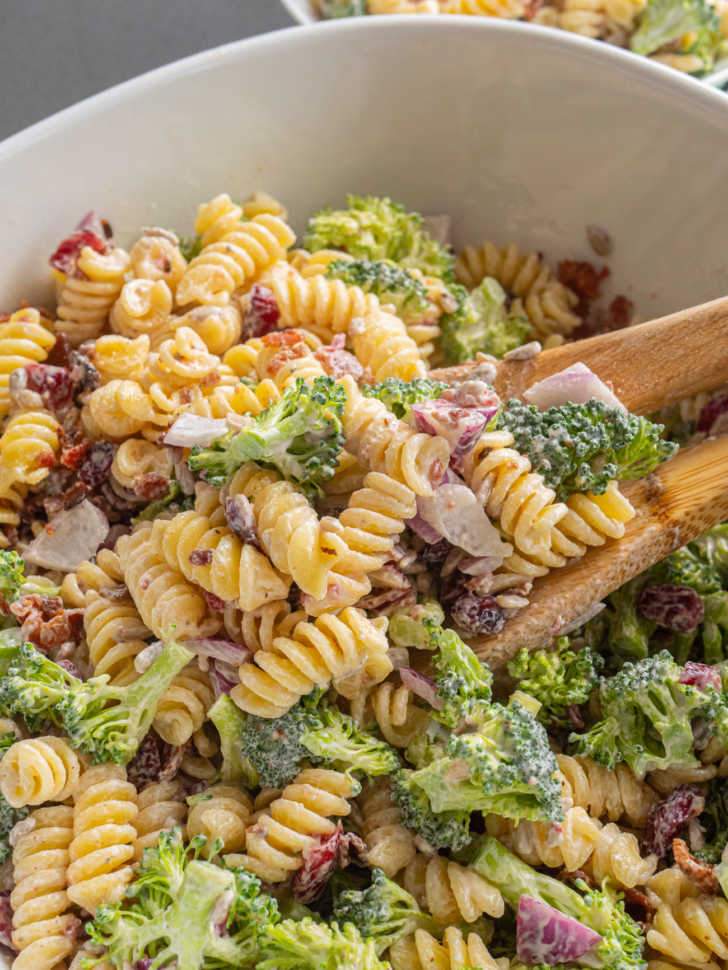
472, 434, 728, 666
432, 295, 728, 414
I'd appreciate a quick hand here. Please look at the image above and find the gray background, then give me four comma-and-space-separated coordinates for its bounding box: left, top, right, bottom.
1, 0, 293, 141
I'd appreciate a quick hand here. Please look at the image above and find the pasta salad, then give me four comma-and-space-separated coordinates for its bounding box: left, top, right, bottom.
313, 0, 728, 77
0, 190, 724, 970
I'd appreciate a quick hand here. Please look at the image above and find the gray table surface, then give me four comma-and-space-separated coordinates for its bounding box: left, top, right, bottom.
1, 0, 293, 141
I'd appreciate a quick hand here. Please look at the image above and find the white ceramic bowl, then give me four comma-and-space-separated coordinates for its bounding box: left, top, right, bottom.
1, 17, 728, 966
2, 17, 728, 320
280, 1, 728, 85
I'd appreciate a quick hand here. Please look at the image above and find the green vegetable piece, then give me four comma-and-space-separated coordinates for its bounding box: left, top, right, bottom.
326, 258, 432, 323
259, 916, 389, 970
362, 377, 449, 421
208, 693, 258, 787
631, 0, 721, 74
507, 637, 603, 727
440, 277, 531, 363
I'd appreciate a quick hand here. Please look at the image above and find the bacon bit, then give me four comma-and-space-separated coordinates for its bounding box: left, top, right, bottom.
556, 260, 610, 318
673, 838, 721, 894
622, 887, 654, 929
357, 587, 417, 614
522, 0, 543, 18
189, 549, 214, 566
60, 436, 91, 471
10, 595, 83, 654
43, 481, 89, 517
260, 328, 308, 348
49, 229, 107, 279
314, 335, 364, 380
132, 472, 169, 500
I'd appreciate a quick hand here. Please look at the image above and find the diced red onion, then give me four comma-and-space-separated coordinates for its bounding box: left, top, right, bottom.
23, 500, 109, 571
209, 660, 239, 696
406, 512, 445, 545
412, 396, 498, 463
680, 661, 722, 692
457, 554, 504, 575
416, 484, 511, 561
163, 414, 228, 448
517, 895, 602, 965
184, 638, 251, 666
399, 667, 443, 710
524, 362, 626, 412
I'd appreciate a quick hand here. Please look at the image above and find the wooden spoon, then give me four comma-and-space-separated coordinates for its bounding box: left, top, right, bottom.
432, 294, 728, 415
431, 295, 728, 664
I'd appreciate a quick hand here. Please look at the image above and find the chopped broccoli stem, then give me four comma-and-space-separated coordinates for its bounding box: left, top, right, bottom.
388, 600, 445, 649
208, 693, 258, 787
189, 376, 345, 496
439, 277, 532, 363
259, 917, 388, 970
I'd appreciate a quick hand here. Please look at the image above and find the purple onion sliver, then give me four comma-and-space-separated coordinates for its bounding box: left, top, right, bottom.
523, 362, 626, 412
405, 512, 444, 545
517, 895, 602, 965
184, 638, 251, 665
399, 666, 443, 710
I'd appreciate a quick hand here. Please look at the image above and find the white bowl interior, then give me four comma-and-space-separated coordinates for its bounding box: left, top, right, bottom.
281, 0, 318, 22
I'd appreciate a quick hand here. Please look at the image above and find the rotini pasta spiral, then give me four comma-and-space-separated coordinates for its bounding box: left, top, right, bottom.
560, 0, 606, 35
368, 0, 439, 10
648, 895, 728, 964
463, 429, 568, 561
351, 679, 429, 748
551, 481, 636, 557
263, 262, 381, 342
133, 780, 187, 860
454, 241, 581, 338
556, 753, 659, 828
82, 378, 172, 439
230, 599, 306, 653
177, 213, 296, 307
583, 821, 658, 888
187, 784, 252, 856
389, 926, 503, 970
341, 376, 449, 497
242, 190, 288, 222
402, 854, 505, 923
11, 805, 80, 970
358, 780, 416, 878
129, 230, 187, 292
443, 0, 525, 15
0, 309, 56, 419
232, 608, 392, 718
59, 548, 125, 607
230, 768, 355, 882
110, 437, 171, 492
194, 192, 244, 247
84, 590, 151, 686
91, 333, 150, 385
151, 504, 290, 612
350, 308, 427, 381
55, 244, 131, 345
116, 523, 221, 639
0, 737, 82, 808
153, 665, 214, 747
159, 303, 242, 355
0, 409, 61, 491
146, 325, 220, 390
67, 764, 138, 915
109, 278, 174, 339
225, 464, 337, 600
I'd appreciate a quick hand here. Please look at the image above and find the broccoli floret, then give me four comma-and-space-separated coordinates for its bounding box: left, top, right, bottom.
207, 693, 258, 788
440, 277, 532, 363
631, 0, 721, 73
56, 639, 193, 764
388, 600, 445, 649
691, 524, 728, 584
332, 868, 438, 954
0, 551, 25, 605
258, 917, 388, 970
430, 625, 493, 728
241, 691, 396, 789
499, 398, 677, 501
178, 234, 202, 261
0, 641, 79, 730
569, 650, 715, 777
701, 591, 728, 664
320, 0, 368, 14
87, 828, 279, 970
132, 480, 194, 526
695, 779, 728, 864
0, 730, 26, 866
405, 699, 563, 822
391, 768, 472, 851
326, 258, 432, 323
189, 376, 345, 496
469, 835, 645, 970
507, 637, 603, 727
304, 195, 454, 280
362, 378, 449, 421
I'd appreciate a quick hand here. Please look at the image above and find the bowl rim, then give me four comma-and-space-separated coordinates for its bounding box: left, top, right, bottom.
2, 16, 728, 160
278, 1, 728, 86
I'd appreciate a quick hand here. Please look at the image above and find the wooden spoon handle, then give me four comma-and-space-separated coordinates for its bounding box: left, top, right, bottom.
432, 295, 728, 414
472, 433, 728, 667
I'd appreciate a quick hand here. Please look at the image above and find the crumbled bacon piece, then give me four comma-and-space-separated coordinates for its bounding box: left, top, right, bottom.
10, 595, 84, 655
622, 887, 654, 929
132, 473, 169, 500
673, 838, 721, 894
314, 334, 364, 380
60, 436, 91, 471
556, 260, 610, 318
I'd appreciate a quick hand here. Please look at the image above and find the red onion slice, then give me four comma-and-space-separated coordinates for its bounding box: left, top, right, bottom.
399, 667, 443, 710
163, 414, 229, 448
23, 500, 109, 571
417, 484, 511, 561
517, 896, 602, 965
184, 638, 251, 666
524, 363, 625, 412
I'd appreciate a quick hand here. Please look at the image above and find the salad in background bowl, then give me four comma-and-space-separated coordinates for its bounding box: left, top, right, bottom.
281, 0, 728, 82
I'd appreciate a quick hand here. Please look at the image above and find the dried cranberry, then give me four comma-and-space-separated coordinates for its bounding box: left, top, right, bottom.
78, 440, 115, 488
242, 284, 280, 338
189, 549, 214, 566
638, 584, 704, 633
697, 393, 728, 434
127, 732, 162, 788
49, 229, 107, 279
45, 333, 73, 370
22, 363, 76, 413
420, 538, 451, 567
680, 661, 722, 692
0, 892, 13, 950
204, 591, 226, 612
224, 495, 258, 545
642, 785, 704, 858
450, 592, 505, 635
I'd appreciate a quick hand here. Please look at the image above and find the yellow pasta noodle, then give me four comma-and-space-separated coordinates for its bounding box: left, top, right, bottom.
0, 737, 81, 808
153, 665, 214, 747
0, 410, 61, 492
84, 590, 151, 686
134, 780, 187, 860
67, 764, 138, 915
0, 309, 56, 419
351, 679, 429, 748
187, 783, 252, 856
230, 768, 355, 882
91, 333, 150, 383
110, 278, 174, 339
55, 244, 131, 345
561, 0, 606, 35
59, 548, 125, 608
161, 303, 242, 355
349, 308, 427, 381
402, 854, 505, 923
389, 926, 503, 970
551, 480, 636, 557
110, 437, 171, 491
232, 608, 392, 718
556, 753, 659, 828
358, 780, 416, 878
116, 523, 221, 639
443, 0, 524, 15
11, 805, 80, 970
647, 895, 728, 964
129, 229, 187, 293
